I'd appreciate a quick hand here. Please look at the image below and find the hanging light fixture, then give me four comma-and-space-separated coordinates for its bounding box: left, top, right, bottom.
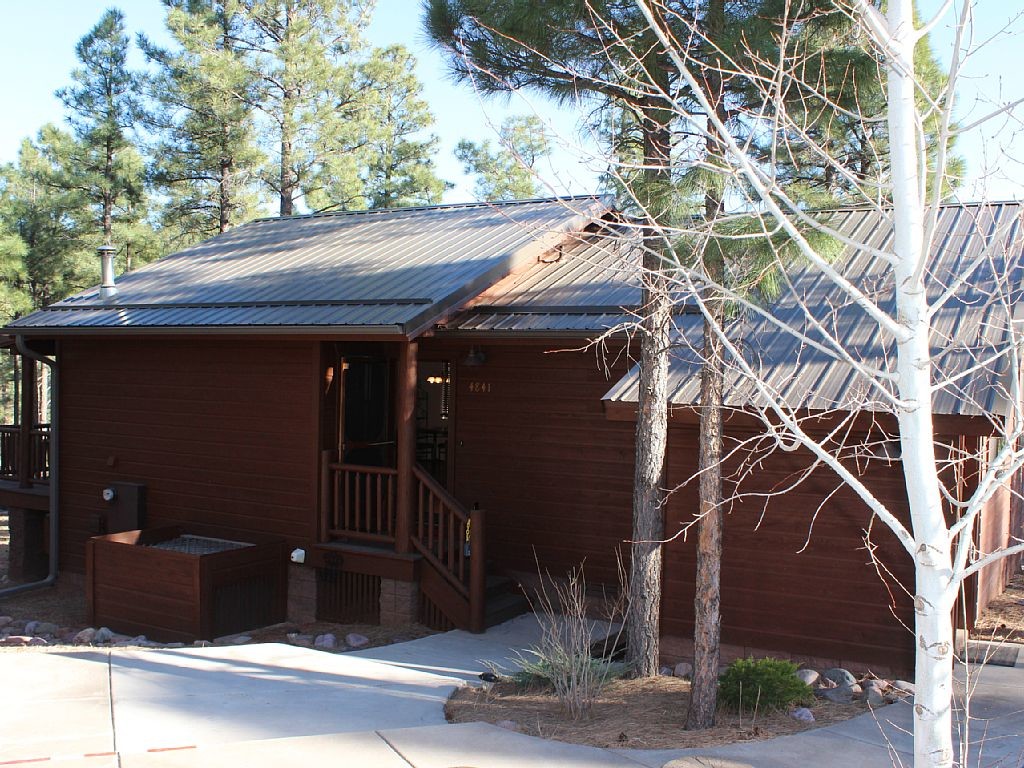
463, 346, 487, 367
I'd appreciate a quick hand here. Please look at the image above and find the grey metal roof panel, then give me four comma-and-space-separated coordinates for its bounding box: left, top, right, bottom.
444, 220, 644, 334
9, 197, 607, 334
604, 202, 1024, 418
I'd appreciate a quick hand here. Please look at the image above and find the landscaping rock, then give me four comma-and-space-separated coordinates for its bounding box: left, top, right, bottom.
892, 680, 915, 696
229, 635, 252, 645
0, 635, 32, 647
790, 707, 815, 723
795, 669, 819, 687
865, 686, 886, 706
287, 633, 315, 648
822, 667, 857, 687
165, 642, 185, 648
345, 632, 369, 648
495, 720, 521, 732
26, 636, 47, 646
0, 616, 13, 629
821, 683, 861, 704
314, 633, 337, 650
674, 662, 693, 678
73, 628, 97, 645
94, 627, 115, 644
659, 666, 673, 676
25, 621, 59, 637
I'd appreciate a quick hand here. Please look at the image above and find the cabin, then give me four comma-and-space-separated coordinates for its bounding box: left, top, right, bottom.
2, 197, 1021, 672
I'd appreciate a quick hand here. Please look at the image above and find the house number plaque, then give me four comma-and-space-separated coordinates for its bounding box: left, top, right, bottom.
467, 381, 492, 394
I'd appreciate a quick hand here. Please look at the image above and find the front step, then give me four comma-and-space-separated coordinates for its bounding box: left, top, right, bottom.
483, 574, 530, 628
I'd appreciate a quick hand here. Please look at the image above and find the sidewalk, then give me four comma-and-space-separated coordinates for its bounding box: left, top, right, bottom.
0, 615, 1020, 767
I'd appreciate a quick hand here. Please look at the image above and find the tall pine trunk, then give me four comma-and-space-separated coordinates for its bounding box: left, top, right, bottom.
687, 4, 729, 724
626, 105, 673, 678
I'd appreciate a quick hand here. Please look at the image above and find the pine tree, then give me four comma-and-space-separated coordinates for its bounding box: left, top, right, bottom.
232, 0, 375, 215
1, 130, 98, 309
455, 115, 550, 201
56, 8, 147, 247
356, 45, 449, 209
141, 0, 265, 243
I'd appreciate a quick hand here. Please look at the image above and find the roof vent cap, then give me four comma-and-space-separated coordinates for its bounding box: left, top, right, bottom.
98, 244, 118, 301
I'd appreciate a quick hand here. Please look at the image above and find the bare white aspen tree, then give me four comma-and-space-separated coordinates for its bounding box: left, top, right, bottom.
618, 1, 1024, 766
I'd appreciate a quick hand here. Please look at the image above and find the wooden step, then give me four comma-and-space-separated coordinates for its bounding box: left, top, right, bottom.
484, 589, 530, 628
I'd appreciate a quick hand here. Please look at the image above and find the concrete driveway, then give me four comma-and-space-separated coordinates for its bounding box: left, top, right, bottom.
0, 615, 1021, 767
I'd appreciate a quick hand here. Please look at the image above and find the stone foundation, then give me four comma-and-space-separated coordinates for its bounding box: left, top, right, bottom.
286, 564, 316, 624
379, 578, 419, 626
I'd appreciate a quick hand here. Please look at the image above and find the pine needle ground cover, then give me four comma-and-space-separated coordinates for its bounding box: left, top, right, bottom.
446, 676, 870, 750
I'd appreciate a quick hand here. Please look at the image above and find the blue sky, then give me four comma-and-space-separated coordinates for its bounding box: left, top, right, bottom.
0, 0, 1020, 205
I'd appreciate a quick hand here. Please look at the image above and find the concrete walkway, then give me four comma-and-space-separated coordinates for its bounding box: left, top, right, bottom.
0, 615, 1021, 767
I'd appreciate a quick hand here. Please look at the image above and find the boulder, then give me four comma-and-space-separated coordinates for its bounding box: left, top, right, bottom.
314, 633, 337, 650
345, 632, 369, 649
94, 627, 115, 644
0, 616, 13, 629
25, 620, 59, 637
287, 632, 315, 648
674, 662, 693, 678
659, 666, 674, 676
822, 683, 861, 704
891, 680, 915, 696
795, 669, 820, 687
0, 635, 32, 647
790, 707, 815, 723
865, 686, 886, 706
73, 627, 97, 645
822, 667, 857, 687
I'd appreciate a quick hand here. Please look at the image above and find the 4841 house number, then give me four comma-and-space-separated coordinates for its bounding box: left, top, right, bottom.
467, 381, 492, 394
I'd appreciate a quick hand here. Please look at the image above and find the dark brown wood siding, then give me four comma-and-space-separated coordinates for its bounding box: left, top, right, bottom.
422, 340, 635, 587
664, 422, 917, 669
59, 338, 319, 573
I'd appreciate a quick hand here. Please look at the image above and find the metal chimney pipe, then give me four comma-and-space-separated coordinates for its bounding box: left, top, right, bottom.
98, 244, 118, 300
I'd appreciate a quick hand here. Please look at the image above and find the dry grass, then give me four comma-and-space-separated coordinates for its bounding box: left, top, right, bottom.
446, 675, 871, 750
972, 573, 1024, 644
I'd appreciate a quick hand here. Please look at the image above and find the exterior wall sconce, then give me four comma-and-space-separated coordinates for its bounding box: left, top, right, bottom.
463, 346, 487, 367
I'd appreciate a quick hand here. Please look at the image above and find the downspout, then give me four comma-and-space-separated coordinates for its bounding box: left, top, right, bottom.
0, 335, 58, 597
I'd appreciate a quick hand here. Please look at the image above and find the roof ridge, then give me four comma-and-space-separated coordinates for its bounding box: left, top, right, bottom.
248, 195, 606, 224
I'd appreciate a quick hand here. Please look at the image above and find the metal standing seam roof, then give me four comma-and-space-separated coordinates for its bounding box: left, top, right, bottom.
603, 202, 1024, 418
443, 218, 645, 334
5, 197, 608, 336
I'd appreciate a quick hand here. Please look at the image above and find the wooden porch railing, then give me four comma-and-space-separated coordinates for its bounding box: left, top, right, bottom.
320, 450, 398, 544
0, 424, 50, 485
411, 465, 486, 632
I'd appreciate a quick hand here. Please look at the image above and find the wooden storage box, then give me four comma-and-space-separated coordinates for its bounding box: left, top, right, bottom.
86, 526, 287, 642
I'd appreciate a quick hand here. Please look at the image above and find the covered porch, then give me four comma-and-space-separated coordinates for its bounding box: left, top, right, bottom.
1, 345, 53, 582
314, 340, 502, 633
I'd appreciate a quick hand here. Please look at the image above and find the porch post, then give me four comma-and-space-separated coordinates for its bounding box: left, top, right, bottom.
395, 340, 417, 554
17, 353, 35, 488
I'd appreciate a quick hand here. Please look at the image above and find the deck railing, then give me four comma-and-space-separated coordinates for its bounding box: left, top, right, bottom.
411, 465, 486, 632
320, 451, 397, 544
0, 424, 50, 485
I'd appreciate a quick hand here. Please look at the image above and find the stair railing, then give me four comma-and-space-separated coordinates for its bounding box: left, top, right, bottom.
411, 465, 486, 632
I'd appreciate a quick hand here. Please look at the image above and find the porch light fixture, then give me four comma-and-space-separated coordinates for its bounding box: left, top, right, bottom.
463, 346, 487, 367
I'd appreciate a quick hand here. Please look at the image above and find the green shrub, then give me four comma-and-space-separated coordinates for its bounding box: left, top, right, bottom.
718, 657, 814, 713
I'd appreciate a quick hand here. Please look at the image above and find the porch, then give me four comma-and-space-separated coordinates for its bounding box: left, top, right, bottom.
312, 340, 526, 633
0, 350, 52, 582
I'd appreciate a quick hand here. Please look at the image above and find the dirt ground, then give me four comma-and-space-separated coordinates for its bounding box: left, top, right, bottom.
446, 675, 873, 750
972, 572, 1024, 643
